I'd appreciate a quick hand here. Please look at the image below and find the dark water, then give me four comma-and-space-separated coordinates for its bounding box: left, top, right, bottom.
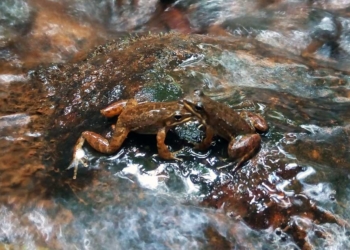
1, 1, 350, 249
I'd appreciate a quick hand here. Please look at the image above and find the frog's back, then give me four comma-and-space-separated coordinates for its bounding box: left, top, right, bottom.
205, 97, 254, 139
117, 101, 179, 134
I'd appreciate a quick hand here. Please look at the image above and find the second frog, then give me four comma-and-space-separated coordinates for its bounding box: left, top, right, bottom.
182, 90, 269, 172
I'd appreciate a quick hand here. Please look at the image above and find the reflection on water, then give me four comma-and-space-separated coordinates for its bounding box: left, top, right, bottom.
0, 174, 264, 249
1, 0, 350, 249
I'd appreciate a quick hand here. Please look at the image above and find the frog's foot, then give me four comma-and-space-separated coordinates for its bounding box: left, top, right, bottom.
67, 136, 88, 179
67, 156, 87, 180
170, 149, 184, 161
155, 150, 183, 161
156, 127, 184, 161
193, 126, 214, 151
216, 161, 242, 173
170, 155, 183, 161
155, 145, 184, 161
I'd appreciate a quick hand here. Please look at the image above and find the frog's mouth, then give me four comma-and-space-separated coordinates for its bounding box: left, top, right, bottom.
182, 101, 194, 112
174, 115, 193, 126
182, 100, 201, 118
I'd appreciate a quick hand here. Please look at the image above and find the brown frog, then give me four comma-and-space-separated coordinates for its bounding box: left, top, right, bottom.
68, 99, 194, 179
182, 90, 269, 172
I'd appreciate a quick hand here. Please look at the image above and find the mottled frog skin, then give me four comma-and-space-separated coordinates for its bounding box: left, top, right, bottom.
69, 99, 194, 179
183, 90, 268, 172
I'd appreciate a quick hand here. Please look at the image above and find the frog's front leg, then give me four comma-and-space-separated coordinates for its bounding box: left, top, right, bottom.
222, 133, 261, 173
156, 127, 181, 160
240, 111, 269, 132
194, 126, 215, 151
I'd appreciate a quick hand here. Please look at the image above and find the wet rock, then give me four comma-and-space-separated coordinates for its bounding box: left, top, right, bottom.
1, 31, 349, 197
161, 6, 193, 34
202, 159, 348, 249
14, 0, 107, 67
0, 0, 33, 47
309, 10, 341, 43
1, 30, 350, 249
0, 0, 169, 69
282, 125, 350, 169
70, 0, 160, 32
0, 0, 34, 69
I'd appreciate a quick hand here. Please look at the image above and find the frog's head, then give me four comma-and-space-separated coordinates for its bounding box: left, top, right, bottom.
165, 109, 194, 127
182, 89, 208, 121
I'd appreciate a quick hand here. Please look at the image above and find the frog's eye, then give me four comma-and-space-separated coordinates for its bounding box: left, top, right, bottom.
194, 102, 203, 111
174, 114, 182, 120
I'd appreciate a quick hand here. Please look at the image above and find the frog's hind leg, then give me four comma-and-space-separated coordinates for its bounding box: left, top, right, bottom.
68, 136, 89, 179
218, 134, 261, 173
68, 125, 130, 179
101, 99, 138, 117
240, 112, 269, 132
82, 126, 129, 154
